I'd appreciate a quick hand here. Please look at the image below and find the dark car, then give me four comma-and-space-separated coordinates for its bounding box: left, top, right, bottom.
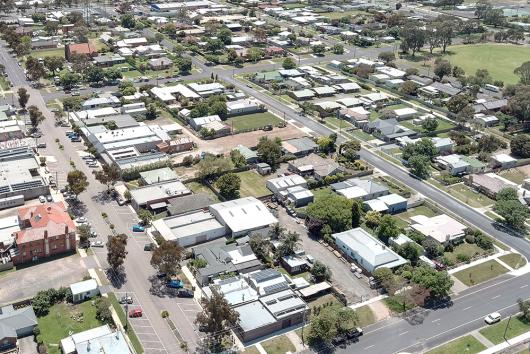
144, 243, 154, 251
177, 288, 194, 298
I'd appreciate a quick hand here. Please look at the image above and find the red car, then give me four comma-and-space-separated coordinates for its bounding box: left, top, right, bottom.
129, 308, 142, 318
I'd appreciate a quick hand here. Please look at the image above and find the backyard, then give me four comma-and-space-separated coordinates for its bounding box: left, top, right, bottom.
425, 335, 486, 354
38, 301, 104, 354
226, 112, 283, 132
261, 335, 296, 354
236, 170, 272, 198
185, 181, 220, 202
479, 315, 530, 344
453, 259, 509, 286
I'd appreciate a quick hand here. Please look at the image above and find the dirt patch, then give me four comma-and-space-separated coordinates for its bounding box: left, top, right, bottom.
368, 300, 391, 321
213, 125, 303, 152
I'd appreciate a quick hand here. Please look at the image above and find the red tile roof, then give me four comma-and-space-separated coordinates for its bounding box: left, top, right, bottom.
16, 202, 75, 244
67, 43, 96, 55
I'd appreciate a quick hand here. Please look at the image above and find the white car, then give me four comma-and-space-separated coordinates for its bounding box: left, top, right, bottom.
484, 312, 501, 325
38, 195, 46, 203
76, 217, 88, 224
91, 240, 104, 248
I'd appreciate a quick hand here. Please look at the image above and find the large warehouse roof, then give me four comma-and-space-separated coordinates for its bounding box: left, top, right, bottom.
209, 197, 278, 234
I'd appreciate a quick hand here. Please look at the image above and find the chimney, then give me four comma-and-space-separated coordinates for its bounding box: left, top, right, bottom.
44, 230, 48, 239
65, 225, 69, 234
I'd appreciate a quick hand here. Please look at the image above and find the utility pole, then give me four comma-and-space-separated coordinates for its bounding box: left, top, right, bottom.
503, 315, 512, 342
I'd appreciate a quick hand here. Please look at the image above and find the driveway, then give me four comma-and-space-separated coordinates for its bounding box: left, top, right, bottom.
277, 208, 376, 304
0, 254, 88, 305
18, 336, 38, 354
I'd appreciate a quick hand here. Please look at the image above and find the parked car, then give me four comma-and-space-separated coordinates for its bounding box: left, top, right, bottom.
37, 143, 46, 148
76, 217, 87, 223
132, 224, 145, 232
82, 155, 94, 160
119, 295, 133, 304
166, 279, 184, 289
38, 195, 46, 203
485, 312, 501, 325
90, 231, 97, 238
177, 288, 194, 298
71, 137, 81, 142
156, 272, 167, 279
306, 255, 315, 264
128, 308, 142, 318
144, 243, 154, 251
91, 240, 104, 248
46, 195, 53, 202
117, 198, 126, 206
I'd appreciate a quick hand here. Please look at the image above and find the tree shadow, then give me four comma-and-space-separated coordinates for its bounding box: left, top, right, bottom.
107, 267, 127, 289
147, 275, 178, 298
68, 200, 88, 218
91, 191, 116, 206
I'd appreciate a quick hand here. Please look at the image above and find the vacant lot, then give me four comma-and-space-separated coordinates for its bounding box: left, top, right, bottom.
261, 335, 296, 354
499, 168, 528, 185
442, 44, 530, 84
480, 315, 530, 344
443, 183, 495, 208
426, 335, 486, 354
453, 260, 509, 286
226, 112, 283, 132
236, 170, 272, 198
38, 301, 103, 354
31, 48, 65, 59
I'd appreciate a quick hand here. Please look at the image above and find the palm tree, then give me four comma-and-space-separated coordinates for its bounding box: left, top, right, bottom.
268, 224, 285, 240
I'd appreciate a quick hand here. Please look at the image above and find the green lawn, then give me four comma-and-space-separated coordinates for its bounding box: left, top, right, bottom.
31, 48, 65, 59
443, 243, 488, 264
479, 315, 530, 344
453, 260, 509, 286
321, 10, 362, 19
350, 129, 374, 141
401, 118, 455, 133
356, 305, 376, 327
308, 293, 342, 310
185, 181, 220, 202
325, 116, 353, 129
499, 169, 528, 185
311, 187, 334, 201
236, 170, 272, 198
226, 112, 283, 132
426, 335, 486, 354
38, 301, 104, 354
499, 253, 527, 269
396, 204, 439, 224
384, 296, 416, 313
442, 44, 530, 85
243, 346, 261, 354
0, 76, 10, 90
261, 335, 296, 354
444, 183, 495, 208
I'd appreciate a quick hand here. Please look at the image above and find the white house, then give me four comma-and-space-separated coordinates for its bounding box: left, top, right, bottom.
410, 214, 467, 244
333, 228, 407, 273
70, 279, 99, 303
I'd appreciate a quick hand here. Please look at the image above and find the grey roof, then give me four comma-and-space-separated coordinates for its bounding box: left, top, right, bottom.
331, 177, 389, 195
234, 301, 277, 332
368, 119, 414, 139
167, 193, 214, 215
82, 114, 139, 129
429, 82, 461, 96
234, 145, 258, 161
0, 305, 37, 339
282, 137, 318, 154
140, 167, 179, 185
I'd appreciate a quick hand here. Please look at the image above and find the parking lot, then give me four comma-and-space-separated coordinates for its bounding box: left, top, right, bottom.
277, 208, 376, 303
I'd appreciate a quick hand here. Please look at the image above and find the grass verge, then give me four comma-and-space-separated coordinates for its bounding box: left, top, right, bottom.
425, 335, 486, 354
479, 315, 530, 344
453, 260, 509, 286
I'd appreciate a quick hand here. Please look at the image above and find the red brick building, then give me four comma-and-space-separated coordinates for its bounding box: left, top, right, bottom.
65, 43, 97, 62
12, 202, 76, 265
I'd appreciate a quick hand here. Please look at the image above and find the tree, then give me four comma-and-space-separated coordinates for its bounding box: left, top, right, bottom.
195, 287, 239, 349
373, 267, 394, 290
311, 260, 332, 282
408, 155, 431, 179
317, 135, 336, 154
67, 169, 89, 196
95, 297, 112, 324
422, 116, 439, 134
475, 0, 492, 19
28, 105, 45, 131
106, 234, 128, 272
365, 210, 381, 229
282, 57, 296, 70
121, 14, 136, 29
94, 163, 121, 193
43, 56, 64, 76
145, 104, 157, 120
249, 234, 271, 263
176, 57, 192, 75
60, 71, 81, 90
508, 85, 530, 123
215, 173, 241, 200
434, 60, 452, 80
376, 215, 400, 244
401, 81, 418, 96
247, 48, 264, 63
494, 199, 529, 230
514, 61, 530, 85
105, 68, 123, 81
210, 101, 228, 120
85, 65, 105, 84
276, 231, 300, 258
150, 241, 183, 276
332, 44, 344, 55
308, 312, 336, 344
17, 88, 29, 108
62, 96, 83, 112
77, 224, 91, 246
402, 138, 437, 161
400, 22, 426, 56
483, 8, 505, 27
397, 242, 422, 265
518, 298, 530, 321
217, 27, 232, 45
137, 208, 153, 226
422, 238, 443, 258
312, 44, 326, 55
227, 49, 238, 63
229, 150, 246, 168
410, 266, 453, 299
306, 193, 354, 234
378, 51, 395, 64
338, 140, 360, 161
195, 155, 233, 180
511, 135, 530, 158
256, 137, 282, 170
453, 66, 465, 78
25, 56, 46, 81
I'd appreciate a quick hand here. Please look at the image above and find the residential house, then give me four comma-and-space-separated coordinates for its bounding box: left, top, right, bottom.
148, 57, 173, 70
331, 177, 389, 201
65, 43, 97, 62
364, 193, 408, 214
70, 279, 99, 303
266, 174, 307, 195
167, 193, 214, 216
333, 228, 408, 273
233, 145, 258, 164
288, 154, 344, 180
364, 119, 415, 142
394, 107, 417, 120
226, 99, 263, 116
490, 154, 517, 169
473, 99, 507, 113
410, 214, 467, 244
11, 202, 76, 265
281, 137, 318, 157
463, 173, 517, 200
189, 115, 221, 131
0, 305, 37, 351
139, 167, 179, 185
286, 186, 313, 207
435, 154, 486, 176
474, 113, 499, 127
93, 54, 126, 67
60, 325, 132, 354
288, 89, 315, 101
256, 163, 271, 175
281, 254, 309, 274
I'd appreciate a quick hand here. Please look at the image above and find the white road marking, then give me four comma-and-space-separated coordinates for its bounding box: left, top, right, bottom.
399, 331, 409, 336
521, 284, 528, 289
432, 319, 441, 323
491, 295, 501, 300
364, 345, 375, 349
462, 306, 472, 311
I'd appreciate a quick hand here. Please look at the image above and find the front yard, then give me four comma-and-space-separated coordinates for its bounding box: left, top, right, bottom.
426, 335, 486, 354
261, 335, 296, 354
38, 301, 103, 354
453, 260, 509, 286
226, 112, 283, 132
442, 242, 489, 265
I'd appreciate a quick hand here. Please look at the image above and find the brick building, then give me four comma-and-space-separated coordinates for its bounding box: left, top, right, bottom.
11, 202, 76, 265
65, 43, 97, 62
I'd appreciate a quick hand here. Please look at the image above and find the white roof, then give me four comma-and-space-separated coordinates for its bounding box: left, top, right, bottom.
333, 228, 407, 269
267, 174, 306, 191
61, 325, 112, 354
209, 197, 278, 234
70, 279, 98, 295
394, 107, 417, 116
336, 82, 361, 91
377, 193, 407, 205
336, 186, 367, 199
410, 214, 467, 243
191, 115, 221, 126
363, 92, 389, 102
492, 153, 516, 163
364, 199, 388, 212
336, 97, 364, 107
188, 82, 224, 93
